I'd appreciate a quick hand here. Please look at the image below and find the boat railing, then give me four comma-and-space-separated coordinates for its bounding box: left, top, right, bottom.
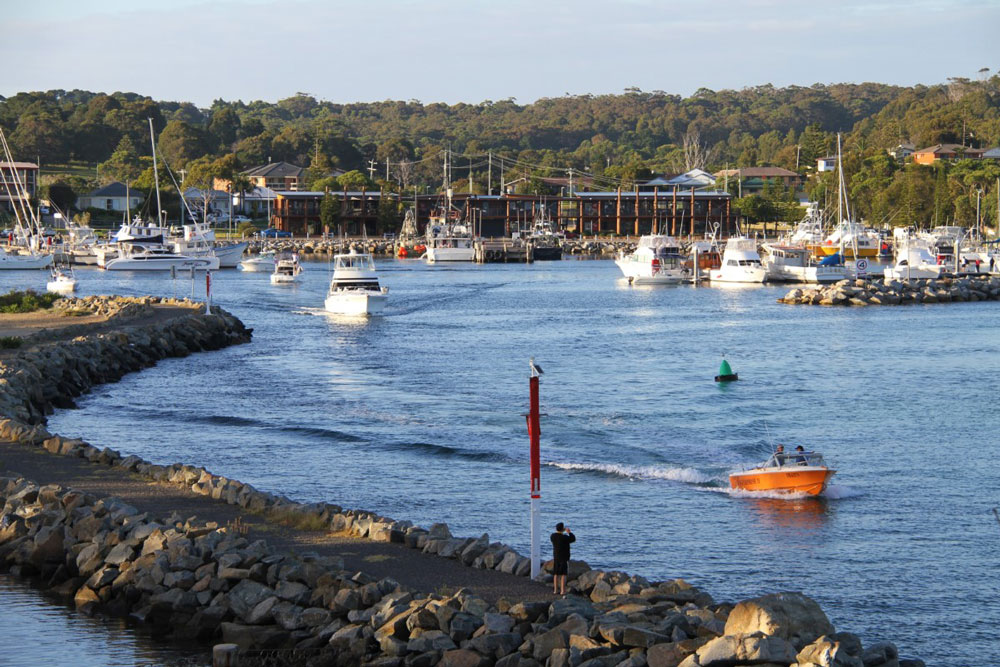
768, 451, 824, 468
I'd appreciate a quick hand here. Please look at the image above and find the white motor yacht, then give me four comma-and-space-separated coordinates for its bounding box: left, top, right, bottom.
615, 235, 688, 285
46, 266, 77, 293
425, 224, 475, 263
324, 250, 388, 316
710, 237, 767, 283
240, 252, 276, 272
270, 253, 303, 284
763, 244, 847, 283
104, 244, 218, 271
170, 222, 247, 268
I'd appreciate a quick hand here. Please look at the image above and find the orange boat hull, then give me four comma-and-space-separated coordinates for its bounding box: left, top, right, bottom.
729, 468, 835, 496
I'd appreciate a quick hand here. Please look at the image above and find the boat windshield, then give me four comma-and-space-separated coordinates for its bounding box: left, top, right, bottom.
765, 451, 824, 468
335, 254, 374, 270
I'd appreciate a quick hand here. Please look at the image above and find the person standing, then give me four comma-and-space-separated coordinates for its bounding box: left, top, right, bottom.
550, 522, 575, 595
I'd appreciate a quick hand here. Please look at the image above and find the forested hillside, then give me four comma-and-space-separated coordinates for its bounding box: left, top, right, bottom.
2, 76, 998, 227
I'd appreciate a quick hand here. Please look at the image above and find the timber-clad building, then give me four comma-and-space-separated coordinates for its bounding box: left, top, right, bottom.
272, 188, 734, 237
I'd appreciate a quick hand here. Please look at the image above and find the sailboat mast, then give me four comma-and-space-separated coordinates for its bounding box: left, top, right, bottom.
149, 118, 162, 225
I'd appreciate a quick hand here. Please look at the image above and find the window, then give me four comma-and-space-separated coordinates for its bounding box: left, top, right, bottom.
106, 199, 114, 210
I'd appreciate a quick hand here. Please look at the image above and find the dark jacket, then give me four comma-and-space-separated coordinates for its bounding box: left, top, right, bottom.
550, 531, 575, 561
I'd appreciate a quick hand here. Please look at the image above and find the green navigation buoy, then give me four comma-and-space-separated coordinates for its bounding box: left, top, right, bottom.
715, 358, 739, 382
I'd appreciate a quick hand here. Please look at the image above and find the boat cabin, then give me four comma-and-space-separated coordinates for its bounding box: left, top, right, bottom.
768, 450, 824, 468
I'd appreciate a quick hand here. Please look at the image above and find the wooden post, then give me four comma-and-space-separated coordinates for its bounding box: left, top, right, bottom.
726, 198, 731, 237
616, 188, 622, 236
633, 186, 639, 236
653, 187, 659, 235
707, 200, 712, 238
671, 187, 677, 235
689, 188, 695, 241
505, 198, 510, 236
213, 644, 239, 667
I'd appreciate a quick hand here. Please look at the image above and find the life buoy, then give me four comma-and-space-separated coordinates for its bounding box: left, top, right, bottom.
651, 258, 660, 274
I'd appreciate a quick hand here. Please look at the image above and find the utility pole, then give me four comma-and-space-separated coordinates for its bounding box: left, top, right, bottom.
367, 159, 377, 180
568, 168, 573, 196
500, 158, 505, 195
468, 158, 472, 194
386, 160, 389, 181
488, 152, 492, 195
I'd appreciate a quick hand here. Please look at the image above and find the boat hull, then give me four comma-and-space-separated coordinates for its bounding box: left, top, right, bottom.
426, 247, 476, 263
240, 257, 275, 272
105, 256, 216, 271
214, 242, 248, 268
729, 467, 835, 496
709, 266, 768, 283
0, 253, 53, 270
46, 279, 77, 294
324, 291, 387, 316
270, 274, 300, 284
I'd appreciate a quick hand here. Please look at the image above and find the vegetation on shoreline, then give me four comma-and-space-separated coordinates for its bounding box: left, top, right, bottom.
2, 75, 999, 227
0, 290, 61, 314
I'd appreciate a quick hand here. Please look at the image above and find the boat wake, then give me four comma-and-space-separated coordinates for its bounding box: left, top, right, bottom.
821, 484, 863, 499
697, 483, 863, 501
548, 461, 716, 485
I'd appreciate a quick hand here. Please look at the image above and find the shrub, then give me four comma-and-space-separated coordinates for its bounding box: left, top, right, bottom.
0, 336, 23, 349
0, 290, 61, 314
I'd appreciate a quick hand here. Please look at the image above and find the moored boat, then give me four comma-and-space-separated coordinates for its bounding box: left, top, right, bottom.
239, 252, 276, 272
615, 235, 688, 285
729, 449, 836, 496
709, 237, 767, 283
763, 244, 847, 283
324, 249, 388, 316
105, 244, 217, 271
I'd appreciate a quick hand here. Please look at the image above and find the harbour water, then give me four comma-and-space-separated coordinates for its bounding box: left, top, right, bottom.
4, 259, 998, 665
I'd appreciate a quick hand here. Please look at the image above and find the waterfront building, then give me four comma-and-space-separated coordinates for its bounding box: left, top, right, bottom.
0, 161, 38, 214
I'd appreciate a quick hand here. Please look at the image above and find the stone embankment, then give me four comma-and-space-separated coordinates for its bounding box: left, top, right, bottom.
0, 296, 922, 665
0, 472, 919, 667
779, 275, 1000, 307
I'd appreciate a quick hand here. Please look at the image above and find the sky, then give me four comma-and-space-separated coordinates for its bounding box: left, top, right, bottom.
2, 0, 997, 107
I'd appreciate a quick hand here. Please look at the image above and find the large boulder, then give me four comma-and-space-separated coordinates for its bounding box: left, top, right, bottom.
796, 634, 864, 667
694, 633, 797, 666
723, 593, 833, 650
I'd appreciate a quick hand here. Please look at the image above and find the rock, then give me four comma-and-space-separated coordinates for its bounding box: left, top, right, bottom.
796, 634, 864, 667
508, 601, 548, 623
103, 542, 135, 566
227, 579, 275, 620
549, 596, 598, 625
861, 641, 899, 667
407, 629, 457, 653
221, 622, 288, 650
648, 641, 696, 667
482, 611, 515, 635
246, 596, 278, 624
440, 648, 489, 667
695, 633, 797, 666
723, 592, 834, 650
533, 628, 568, 661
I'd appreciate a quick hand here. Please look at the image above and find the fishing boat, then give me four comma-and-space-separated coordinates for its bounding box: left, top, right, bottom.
527, 208, 563, 261
270, 252, 303, 284
763, 244, 847, 283
883, 238, 948, 280
169, 221, 247, 268
46, 266, 77, 293
729, 449, 836, 496
709, 237, 767, 283
324, 249, 388, 316
239, 252, 276, 272
615, 235, 688, 285
424, 190, 475, 263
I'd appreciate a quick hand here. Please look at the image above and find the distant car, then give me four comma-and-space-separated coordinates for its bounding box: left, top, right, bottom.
233, 215, 252, 224
260, 227, 291, 238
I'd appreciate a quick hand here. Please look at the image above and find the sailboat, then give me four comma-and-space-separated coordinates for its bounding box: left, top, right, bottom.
0, 128, 54, 270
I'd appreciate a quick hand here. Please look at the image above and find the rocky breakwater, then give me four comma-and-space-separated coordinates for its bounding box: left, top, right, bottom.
779, 275, 1000, 307
0, 475, 922, 667
0, 295, 251, 425
248, 239, 395, 257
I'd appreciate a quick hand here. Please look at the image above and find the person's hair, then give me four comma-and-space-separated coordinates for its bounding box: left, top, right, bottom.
555, 522, 564, 531
795, 445, 804, 451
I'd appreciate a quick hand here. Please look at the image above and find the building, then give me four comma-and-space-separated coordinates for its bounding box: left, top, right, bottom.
816, 156, 837, 172
270, 188, 735, 238
641, 169, 717, 190
272, 190, 388, 236
889, 143, 916, 162
76, 182, 144, 212
244, 161, 307, 191
714, 167, 802, 195
911, 144, 986, 165
0, 161, 38, 214
183, 187, 231, 217
981, 147, 1000, 160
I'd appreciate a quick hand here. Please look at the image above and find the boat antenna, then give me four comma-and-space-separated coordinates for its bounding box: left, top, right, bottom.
763, 421, 777, 454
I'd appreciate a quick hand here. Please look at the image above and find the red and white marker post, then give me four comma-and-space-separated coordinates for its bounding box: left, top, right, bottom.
526, 363, 542, 579
205, 271, 212, 315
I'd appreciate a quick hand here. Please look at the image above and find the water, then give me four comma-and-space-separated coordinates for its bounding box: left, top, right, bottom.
0, 575, 206, 665
3, 260, 998, 665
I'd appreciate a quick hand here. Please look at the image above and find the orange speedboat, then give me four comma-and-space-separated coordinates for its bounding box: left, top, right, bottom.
729, 450, 836, 496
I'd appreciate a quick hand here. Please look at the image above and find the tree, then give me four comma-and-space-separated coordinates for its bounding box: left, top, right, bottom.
9, 112, 66, 163
337, 170, 373, 191
99, 136, 142, 184
735, 194, 777, 223
209, 107, 241, 150
307, 148, 334, 189
157, 120, 208, 168
320, 192, 341, 233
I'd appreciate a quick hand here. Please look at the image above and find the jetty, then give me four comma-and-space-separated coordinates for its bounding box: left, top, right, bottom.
779, 275, 1000, 306
0, 296, 923, 666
